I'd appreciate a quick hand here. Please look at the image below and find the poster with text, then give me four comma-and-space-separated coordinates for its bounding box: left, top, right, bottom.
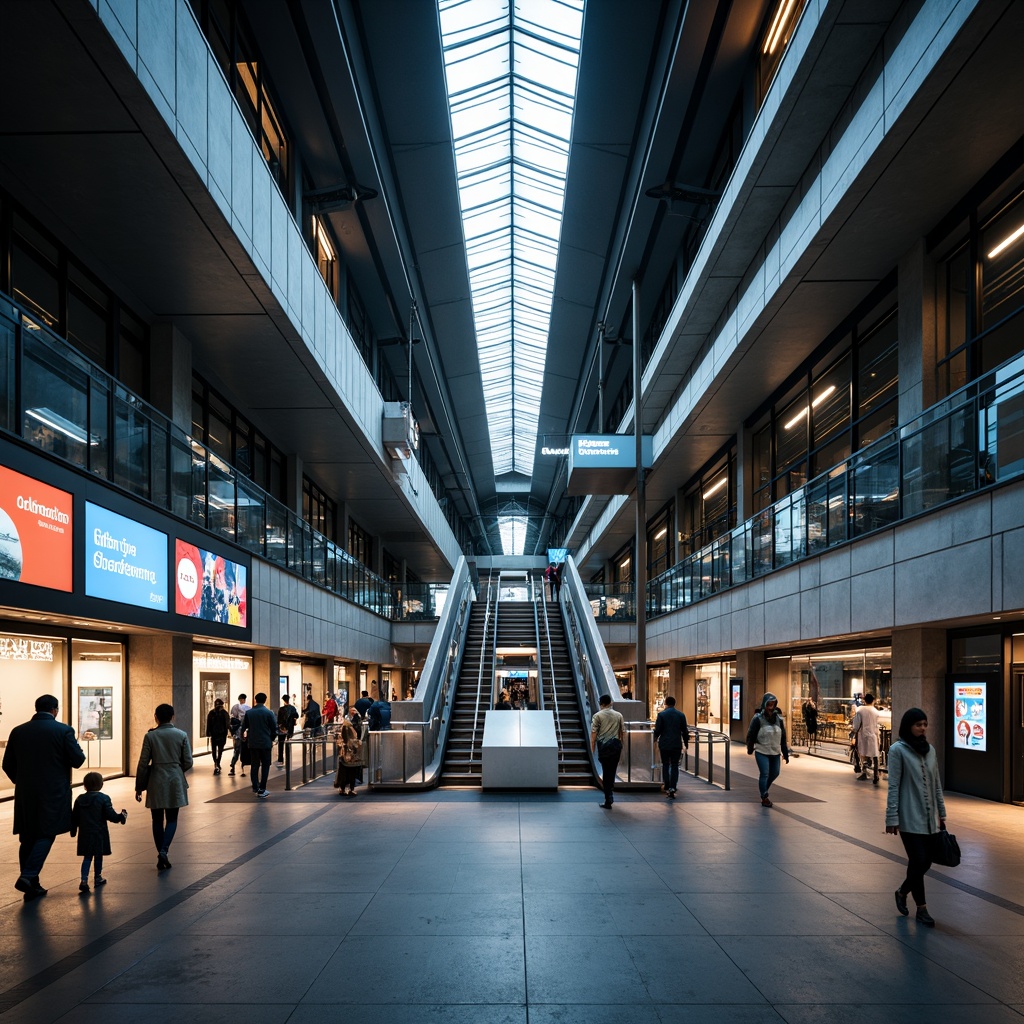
731, 683, 742, 721
953, 682, 987, 751
175, 540, 247, 627
0, 465, 73, 591
78, 686, 113, 740
85, 502, 168, 610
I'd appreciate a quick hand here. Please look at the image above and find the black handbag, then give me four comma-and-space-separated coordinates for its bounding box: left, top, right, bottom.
931, 826, 961, 867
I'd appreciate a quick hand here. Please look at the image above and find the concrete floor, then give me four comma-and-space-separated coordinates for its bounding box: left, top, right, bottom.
3, 746, 1024, 1023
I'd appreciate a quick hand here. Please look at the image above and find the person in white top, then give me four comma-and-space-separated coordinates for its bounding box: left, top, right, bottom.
851, 692, 883, 784
227, 693, 251, 776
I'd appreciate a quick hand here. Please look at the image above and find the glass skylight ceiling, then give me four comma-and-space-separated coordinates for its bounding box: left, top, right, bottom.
438, 0, 584, 491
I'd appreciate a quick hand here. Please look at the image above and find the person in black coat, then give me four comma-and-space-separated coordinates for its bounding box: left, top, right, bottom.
2, 693, 86, 899
653, 696, 691, 799
206, 698, 230, 775
71, 772, 127, 892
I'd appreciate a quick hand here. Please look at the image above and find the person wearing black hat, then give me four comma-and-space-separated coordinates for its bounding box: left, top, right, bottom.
885, 708, 947, 927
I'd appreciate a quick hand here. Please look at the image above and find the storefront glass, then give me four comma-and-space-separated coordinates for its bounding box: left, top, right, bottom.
72, 639, 125, 783
694, 660, 736, 733
788, 647, 891, 762
191, 650, 252, 758
0, 631, 126, 795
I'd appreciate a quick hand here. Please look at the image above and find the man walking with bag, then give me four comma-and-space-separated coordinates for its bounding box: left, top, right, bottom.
591, 694, 624, 809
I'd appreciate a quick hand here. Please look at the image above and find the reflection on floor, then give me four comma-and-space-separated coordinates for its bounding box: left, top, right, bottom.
3, 746, 1024, 1023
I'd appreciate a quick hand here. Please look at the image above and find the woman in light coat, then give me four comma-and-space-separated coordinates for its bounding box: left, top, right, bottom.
885, 707, 946, 927
135, 703, 192, 870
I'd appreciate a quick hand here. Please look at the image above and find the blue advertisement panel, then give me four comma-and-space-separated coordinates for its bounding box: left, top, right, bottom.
85, 502, 168, 611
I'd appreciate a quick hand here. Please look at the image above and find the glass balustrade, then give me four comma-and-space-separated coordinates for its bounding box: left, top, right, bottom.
0, 296, 448, 621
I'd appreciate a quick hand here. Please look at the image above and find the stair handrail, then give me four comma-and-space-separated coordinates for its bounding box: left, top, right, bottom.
537, 576, 564, 762
469, 571, 499, 764
531, 576, 544, 710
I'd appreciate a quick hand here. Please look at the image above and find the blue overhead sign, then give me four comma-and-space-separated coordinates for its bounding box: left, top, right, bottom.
567, 434, 653, 494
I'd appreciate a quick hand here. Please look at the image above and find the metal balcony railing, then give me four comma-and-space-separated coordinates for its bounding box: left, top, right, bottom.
0, 295, 448, 621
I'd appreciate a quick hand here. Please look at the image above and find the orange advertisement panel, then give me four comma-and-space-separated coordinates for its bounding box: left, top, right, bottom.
0, 465, 73, 592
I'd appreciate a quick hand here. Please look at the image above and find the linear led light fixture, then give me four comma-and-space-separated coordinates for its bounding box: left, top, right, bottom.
764, 0, 798, 55
702, 476, 728, 500
619, 557, 631, 570
312, 215, 336, 261
654, 527, 668, 540
25, 407, 99, 446
987, 222, 1024, 259
783, 384, 836, 430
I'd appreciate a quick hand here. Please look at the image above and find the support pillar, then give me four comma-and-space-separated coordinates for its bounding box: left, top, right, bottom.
128, 635, 193, 775
892, 627, 947, 771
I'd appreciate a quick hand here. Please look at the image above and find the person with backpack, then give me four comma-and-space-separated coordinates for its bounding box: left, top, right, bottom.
746, 692, 790, 808
367, 697, 392, 731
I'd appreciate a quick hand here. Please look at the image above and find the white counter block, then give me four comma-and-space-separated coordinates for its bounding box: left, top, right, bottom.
481, 710, 558, 789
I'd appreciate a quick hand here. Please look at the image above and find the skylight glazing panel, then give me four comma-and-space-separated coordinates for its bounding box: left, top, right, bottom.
440, 0, 582, 493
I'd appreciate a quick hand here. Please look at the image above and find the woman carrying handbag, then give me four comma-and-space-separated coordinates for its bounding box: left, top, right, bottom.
885, 707, 948, 927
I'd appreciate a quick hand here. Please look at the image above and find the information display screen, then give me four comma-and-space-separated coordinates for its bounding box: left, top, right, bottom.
175, 539, 247, 627
85, 502, 168, 611
952, 682, 987, 751
731, 682, 743, 721
0, 465, 73, 591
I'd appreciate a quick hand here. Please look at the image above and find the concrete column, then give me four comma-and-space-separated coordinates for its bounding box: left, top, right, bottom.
897, 238, 938, 422
733, 649, 765, 742
128, 634, 193, 775
891, 627, 947, 771
149, 323, 193, 432
253, 648, 281, 703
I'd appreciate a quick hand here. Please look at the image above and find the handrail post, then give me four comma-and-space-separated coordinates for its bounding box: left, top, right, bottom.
285, 738, 292, 791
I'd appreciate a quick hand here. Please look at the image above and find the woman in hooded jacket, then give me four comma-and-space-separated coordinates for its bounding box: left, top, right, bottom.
746, 692, 790, 807
885, 707, 946, 927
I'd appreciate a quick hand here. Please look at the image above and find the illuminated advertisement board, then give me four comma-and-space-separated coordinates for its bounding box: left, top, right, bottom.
175, 540, 247, 627
953, 682, 987, 751
85, 502, 168, 611
0, 466, 73, 591
731, 682, 743, 721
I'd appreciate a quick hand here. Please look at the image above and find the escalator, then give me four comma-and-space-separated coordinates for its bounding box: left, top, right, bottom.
438, 570, 596, 788
537, 597, 593, 784
440, 601, 493, 785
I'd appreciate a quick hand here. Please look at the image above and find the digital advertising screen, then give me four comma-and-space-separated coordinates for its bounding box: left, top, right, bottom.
731, 682, 743, 721
85, 502, 168, 611
175, 539, 247, 627
0, 465, 73, 591
953, 682, 987, 751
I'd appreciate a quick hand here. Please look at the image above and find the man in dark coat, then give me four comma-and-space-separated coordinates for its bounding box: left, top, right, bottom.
2, 693, 85, 899
242, 692, 279, 798
653, 695, 690, 799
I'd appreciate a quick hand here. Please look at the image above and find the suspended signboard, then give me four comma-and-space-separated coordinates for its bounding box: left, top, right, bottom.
567, 434, 653, 495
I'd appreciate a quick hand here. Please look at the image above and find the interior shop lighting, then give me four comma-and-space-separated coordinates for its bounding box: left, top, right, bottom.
702, 476, 728, 499
783, 384, 836, 429
987, 222, 1024, 259
654, 527, 668, 540
25, 407, 99, 445
764, 0, 798, 55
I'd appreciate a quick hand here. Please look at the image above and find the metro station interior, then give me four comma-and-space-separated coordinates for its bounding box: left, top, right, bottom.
1, 0, 1024, 1020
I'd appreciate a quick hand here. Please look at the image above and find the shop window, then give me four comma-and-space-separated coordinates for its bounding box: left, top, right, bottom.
809, 355, 850, 475
303, 475, 336, 541
67, 264, 110, 369
312, 216, 336, 295
648, 509, 672, 577
72, 639, 125, 782
757, 0, 809, 106
951, 633, 1001, 671
11, 220, 60, 330
349, 519, 373, 565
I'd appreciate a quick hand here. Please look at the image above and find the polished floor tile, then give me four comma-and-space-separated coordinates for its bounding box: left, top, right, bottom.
2, 750, 1024, 1022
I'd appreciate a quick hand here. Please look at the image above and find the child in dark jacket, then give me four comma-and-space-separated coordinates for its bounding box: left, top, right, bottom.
71, 772, 127, 892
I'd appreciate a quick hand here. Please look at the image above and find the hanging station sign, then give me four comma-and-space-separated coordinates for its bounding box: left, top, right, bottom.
567, 434, 654, 494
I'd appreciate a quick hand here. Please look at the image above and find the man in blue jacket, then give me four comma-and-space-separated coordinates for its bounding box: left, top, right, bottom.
653, 696, 690, 799
2, 694, 85, 898
242, 693, 279, 798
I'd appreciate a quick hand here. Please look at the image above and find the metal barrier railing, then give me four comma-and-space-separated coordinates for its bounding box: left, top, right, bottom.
283, 731, 335, 790
620, 723, 731, 790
